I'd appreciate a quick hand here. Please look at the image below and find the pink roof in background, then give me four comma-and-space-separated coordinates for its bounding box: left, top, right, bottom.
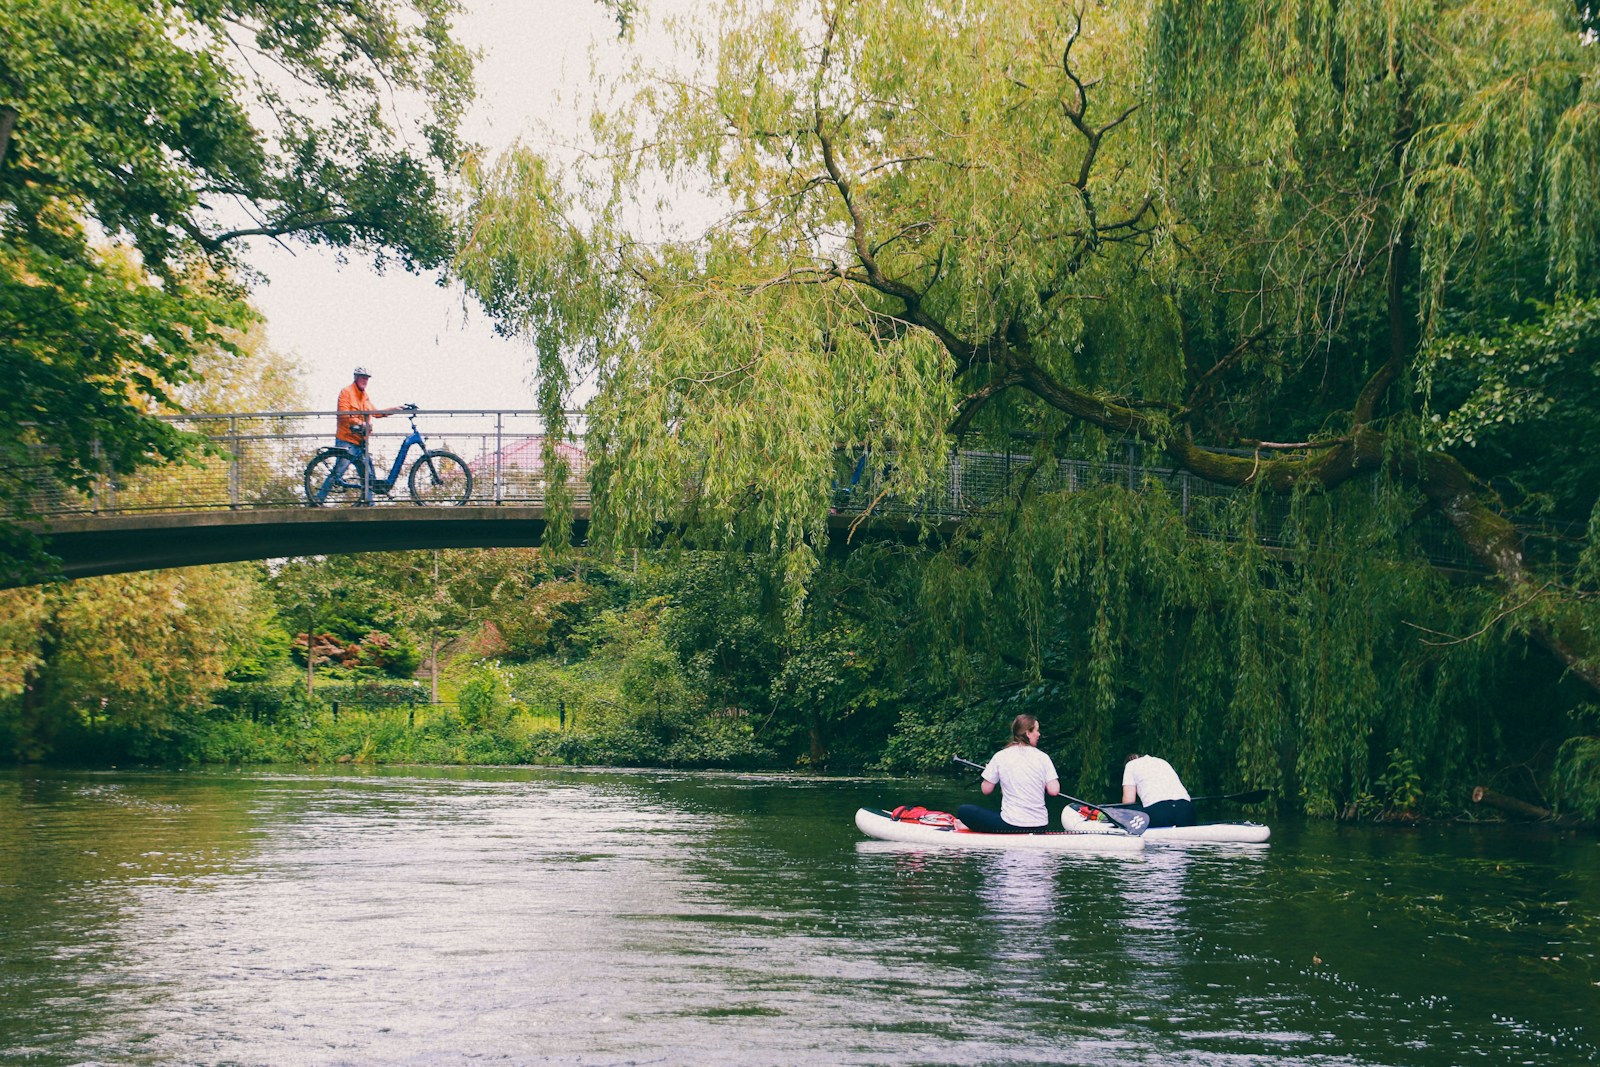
473, 435, 587, 470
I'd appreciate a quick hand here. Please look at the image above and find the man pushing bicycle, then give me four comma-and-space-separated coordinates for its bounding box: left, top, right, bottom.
324, 365, 407, 505
304, 383, 470, 508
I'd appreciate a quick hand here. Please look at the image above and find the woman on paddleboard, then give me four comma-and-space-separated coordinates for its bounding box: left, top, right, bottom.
956, 715, 1061, 833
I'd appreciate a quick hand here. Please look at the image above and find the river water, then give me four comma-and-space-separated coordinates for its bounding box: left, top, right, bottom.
0, 767, 1596, 1066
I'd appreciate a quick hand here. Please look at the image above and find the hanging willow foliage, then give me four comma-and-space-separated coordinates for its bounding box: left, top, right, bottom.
909, 470, 1501, 812
458, 0, 1599, 810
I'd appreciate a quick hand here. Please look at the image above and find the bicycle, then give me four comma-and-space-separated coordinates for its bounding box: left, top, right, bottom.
304, 406, 473, 507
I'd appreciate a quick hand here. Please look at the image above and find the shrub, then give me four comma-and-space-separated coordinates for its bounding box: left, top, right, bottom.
1553, 735, 1600, 821
458, 663, 514, 730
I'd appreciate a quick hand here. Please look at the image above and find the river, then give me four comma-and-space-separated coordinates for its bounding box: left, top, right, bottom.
1, 767, 1595, 1065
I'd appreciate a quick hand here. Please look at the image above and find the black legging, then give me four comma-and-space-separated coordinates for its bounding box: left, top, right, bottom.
956, 804, 1049, 834
1138, 798, 1196, 828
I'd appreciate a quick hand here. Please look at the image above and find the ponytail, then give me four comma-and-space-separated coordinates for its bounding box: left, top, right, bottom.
1008, 714, 1039, 747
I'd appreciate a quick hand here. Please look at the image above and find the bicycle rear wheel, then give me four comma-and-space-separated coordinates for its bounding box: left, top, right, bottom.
408, 450, 472, 506
304, 448, 366, 507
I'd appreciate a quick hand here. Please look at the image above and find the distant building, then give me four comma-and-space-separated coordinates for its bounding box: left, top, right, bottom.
472, 435, 587, 502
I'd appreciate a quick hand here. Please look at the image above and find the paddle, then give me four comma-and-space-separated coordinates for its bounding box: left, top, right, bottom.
952, 755, 1149, 836
1189, 789, 1271, 805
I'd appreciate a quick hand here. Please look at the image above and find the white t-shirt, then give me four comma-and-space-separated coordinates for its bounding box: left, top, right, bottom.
983, 745, 1060, 827
1123, 755, 1190, 805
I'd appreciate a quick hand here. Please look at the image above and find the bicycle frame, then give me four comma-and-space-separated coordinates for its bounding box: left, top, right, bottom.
351, 417, 429, 495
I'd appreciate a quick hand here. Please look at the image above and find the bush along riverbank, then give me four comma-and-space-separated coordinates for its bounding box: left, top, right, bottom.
149, 683, 776, 770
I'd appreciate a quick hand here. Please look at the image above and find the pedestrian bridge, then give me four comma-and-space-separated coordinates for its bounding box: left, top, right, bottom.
26, 505, 954, 582
10, 408, 979, 582
13, 408, 1487, 584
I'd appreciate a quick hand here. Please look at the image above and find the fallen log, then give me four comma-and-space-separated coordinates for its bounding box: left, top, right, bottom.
1472, 786, 1555, 821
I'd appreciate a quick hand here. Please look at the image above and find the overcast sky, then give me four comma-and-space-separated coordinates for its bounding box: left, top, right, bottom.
243, 0, 643, 413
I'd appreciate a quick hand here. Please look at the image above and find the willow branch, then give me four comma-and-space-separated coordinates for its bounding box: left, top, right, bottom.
1185, 325, 1271, 411
1402, 584, 1553, 646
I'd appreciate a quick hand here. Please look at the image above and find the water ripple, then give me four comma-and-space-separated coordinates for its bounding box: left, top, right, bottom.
1, 768, 1595, 1066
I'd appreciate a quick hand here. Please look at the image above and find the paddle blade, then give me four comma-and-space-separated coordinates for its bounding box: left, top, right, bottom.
1062, 794, 1147, 835
1103, 807, 1149, 835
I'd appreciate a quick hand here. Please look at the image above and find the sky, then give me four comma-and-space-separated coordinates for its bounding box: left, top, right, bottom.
242, 0, 641, 413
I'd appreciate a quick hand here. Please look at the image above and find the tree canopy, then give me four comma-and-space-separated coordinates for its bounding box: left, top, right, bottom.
461, 0, 1597, 648
0, 0, 474, 577
458, 0, 1600, 805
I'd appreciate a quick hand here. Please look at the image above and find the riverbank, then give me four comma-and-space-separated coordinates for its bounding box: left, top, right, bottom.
33, 709, 1594, 833
45, 702, 784, 773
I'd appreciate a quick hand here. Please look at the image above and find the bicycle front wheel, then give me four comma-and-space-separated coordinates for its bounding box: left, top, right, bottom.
408, 450, 472, 506
305, 448, 365, 507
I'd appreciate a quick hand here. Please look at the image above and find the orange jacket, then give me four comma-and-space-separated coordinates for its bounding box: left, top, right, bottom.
336, 382, 387, 446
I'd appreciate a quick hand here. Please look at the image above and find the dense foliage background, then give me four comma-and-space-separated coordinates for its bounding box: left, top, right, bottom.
3, 0, 1598, 821
0, 0, 472, 578
1, 530, 1590, 821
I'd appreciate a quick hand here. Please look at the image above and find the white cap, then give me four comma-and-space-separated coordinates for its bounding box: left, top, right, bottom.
353, 366, 371, 377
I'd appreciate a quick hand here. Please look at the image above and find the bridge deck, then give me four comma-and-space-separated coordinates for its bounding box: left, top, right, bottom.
24, 507, 573, 581
17, 506, 946, 584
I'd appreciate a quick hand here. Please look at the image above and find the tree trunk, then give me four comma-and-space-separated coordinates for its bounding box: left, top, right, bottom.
430, 630, 439, 704
0, 107, 15, 168
17, 608, 59, 761
808, 724, 828, 770
1472, 786, 1597, 828
1472, 786, 1553, 820
305, 609, 315, 698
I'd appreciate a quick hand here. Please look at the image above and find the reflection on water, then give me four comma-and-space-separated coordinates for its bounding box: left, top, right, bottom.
974, 851, 1061, 984
1, 768, 1596, 1066
1114, 846, 1194, 1001
976, 850, 1059, 922
1117, 846, 1197, 929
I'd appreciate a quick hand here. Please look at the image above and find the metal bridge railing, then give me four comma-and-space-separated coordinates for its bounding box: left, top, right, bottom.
839, 445, 1483, 568
15, 410, 1581, 571
16, 410, 593, 515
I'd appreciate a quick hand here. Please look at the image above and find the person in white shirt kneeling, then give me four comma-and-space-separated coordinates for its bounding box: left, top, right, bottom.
1122, 753, 1196, 828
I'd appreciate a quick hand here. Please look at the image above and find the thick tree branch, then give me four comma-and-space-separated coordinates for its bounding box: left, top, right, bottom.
1018, 351, 1600, 689
1354, 236, 1412, 425
179, 212, 371, 252
949, 372, 1025, 436
815, 128, 917, 306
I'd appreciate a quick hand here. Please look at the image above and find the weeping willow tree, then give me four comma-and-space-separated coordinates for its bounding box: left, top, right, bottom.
458, 0, 1600, 812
